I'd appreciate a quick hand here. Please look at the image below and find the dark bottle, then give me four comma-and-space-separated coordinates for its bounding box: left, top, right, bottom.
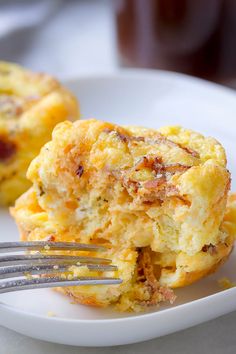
114, 0, 236, 85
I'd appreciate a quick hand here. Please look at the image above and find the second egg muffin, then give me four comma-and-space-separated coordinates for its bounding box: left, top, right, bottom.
0, 61, 79, 205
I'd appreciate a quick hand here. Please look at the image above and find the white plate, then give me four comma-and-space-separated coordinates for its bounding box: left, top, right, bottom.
1, 69, 236, 347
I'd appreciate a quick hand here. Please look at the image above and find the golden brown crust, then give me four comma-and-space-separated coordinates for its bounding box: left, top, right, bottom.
159, 236, 234, 288
56, 287, 105, 307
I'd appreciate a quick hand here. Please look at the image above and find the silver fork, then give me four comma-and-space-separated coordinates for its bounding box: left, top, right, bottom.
0, 242, 122, 294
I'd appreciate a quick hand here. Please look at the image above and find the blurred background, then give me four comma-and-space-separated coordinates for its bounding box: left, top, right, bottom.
1, 0, 236, 86
0, 0, 116, 78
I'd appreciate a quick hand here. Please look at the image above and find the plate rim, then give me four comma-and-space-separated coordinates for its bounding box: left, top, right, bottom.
0, 285, 235, 323
63, 67, 236, 101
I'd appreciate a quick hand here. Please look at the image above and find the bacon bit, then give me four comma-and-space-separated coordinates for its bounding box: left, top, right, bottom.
165, 185, 180, 197
143, 177, 166, 189
202, 243, 217, 255
132, 136, 145, 142
76, 165, 84, 177
122, 178, 141, 193
118, 162, 185, 203
119, 163, 183, 203
164, 163, 190, 173
44, 235, 55, 242
38, 185, 45, 197
143, 136, 178, 151
137, 248, 158, 287
104, 128, 133, 143
141, 184, 180, 203
117, 132, 145, 143
134, 159, 189, 203
137, 248, 176, 306
152, 157, 165, 174
142, 200, 155, 205
103, 128, 128, 140
103, 128, 146, 144
159, 286, 176, 304
103, 128, 113, 134
134, 156, 155, 171
134, 156, 148, 170
139, 182, 180, 204
0, 137, 16, 161
135, 156, 164, 173
116, 131, 129, 143
180, 145, 200, 158
135, 156, 190, 176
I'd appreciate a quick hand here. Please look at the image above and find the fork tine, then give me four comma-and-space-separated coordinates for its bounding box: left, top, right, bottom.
0, 242, 122, 294
0, 263, 118, 279
0, 242, 106, 253
0, 254, 112, 267
0, 276, 122, 294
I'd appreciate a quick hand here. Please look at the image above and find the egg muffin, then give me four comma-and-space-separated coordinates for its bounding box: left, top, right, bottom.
0, 61, 79, 205
11, 119, 236, 311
